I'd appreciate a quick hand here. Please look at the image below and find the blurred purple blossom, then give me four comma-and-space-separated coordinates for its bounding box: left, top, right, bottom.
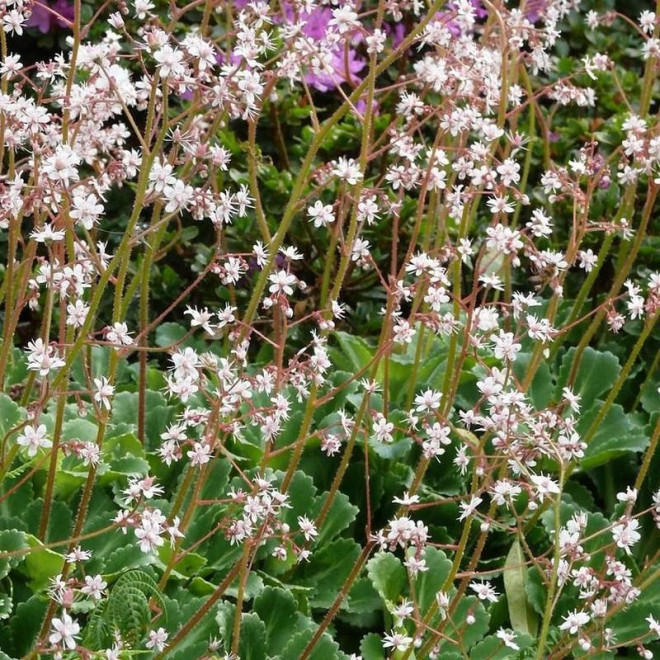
26, 0, 73, 33
525, 0, 547, 23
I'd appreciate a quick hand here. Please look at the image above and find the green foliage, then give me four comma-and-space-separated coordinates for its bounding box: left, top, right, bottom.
503, 540, 538, 637
87, 570, 165, 649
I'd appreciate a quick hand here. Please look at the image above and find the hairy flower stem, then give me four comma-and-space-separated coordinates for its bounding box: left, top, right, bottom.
563, 184, 656, 390
137, 204, 166, 443
238, 0, 447, 339
535, 484, 564, 660
582, 309, 659, 447
299, 541, 376, 660
35, 415, 111, 648
152, 561, 244, 660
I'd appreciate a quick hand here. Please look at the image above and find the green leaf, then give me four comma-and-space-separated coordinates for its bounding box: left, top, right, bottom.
0, 591, 12, 620
514, 353, 553, 409
215, 600, 235, 651
24, 499, 73, 543
414, 547, 452, 614
525, 567, 546, 615
469, 632, 533, 659
640, 377, 660, 415
5, 347, 28, 387
7, 595, 47, 657
346, 578, 382, 615
312, 491, 358, 546
281, 627, 346, 660
300, 538, 361, 608
556, 347, 620, 404
103, 432, 144, 460
163, 590, 218, 659
155, 322, 188, 348
0, 529, 29, 579
22, 535, 65, 590
238, 612, 267, 660
440, 595, 490, 651
226, 571, 264, 601
0, 394, 24, 440
367, 552, 407, 604
579, 403, 649, 470
283, 470, 317, 527
253, 586, 299, 654
331, 331, 375, 373
157, 545, 207, 577
110, 390, 175, 446
360, 633, 386, 660
503, 540, 538, 636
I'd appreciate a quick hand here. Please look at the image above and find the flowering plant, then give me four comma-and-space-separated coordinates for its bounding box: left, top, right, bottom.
0, 0, 658, 658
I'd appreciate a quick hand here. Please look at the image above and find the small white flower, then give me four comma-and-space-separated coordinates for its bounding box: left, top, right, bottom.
81, 574, 107, 601
16, 424, 51, 457
496, 628, 520, 651
146, 627, 168, 652
559, 609, 590, 635
469, 580, 499, 603
93, 377, 115, 411
49, 612, 80, 650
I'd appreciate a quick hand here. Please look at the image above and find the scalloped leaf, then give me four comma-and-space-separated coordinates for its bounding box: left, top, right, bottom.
253, 586, 300, 654
367, 552, 406, 605
0, 529, 29, 579
0, 394, 24, 440
281, 626, 347, 660
556, 347, 620, 405
299, 538, 361, 608
238, 612, 267, 660
414, 546, 453, 614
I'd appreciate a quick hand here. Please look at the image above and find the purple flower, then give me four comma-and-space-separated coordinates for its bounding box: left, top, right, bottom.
284, 4, 333, 41
26, 0, 74, 33
525, 0, 547, 23
281, 2, 365, 92
305, 47, 365, 93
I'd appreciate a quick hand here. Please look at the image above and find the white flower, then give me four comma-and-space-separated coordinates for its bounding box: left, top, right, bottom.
94, 377, 115, 411
26, 339, 66, 376
297, 515, 318, 542
184, 306, 214, 334
49, 612, 80, 650
70, 192, 104, 230
373, 414, 394, 443
647, 614, 660, 636
469, 580, 499, 603
382, 630, 413, 653
332, 157, 363, 185
146, 627, 169, 652
134, 0, 155, 20
153, 45, 185, 78
307, 201, 335, 228
496, 628, 520, 650
188, 441, 212, 466
414, 389, 442, 413
16, 424, 51, 457
530, 474, 560, 501
105, 322, 133, 346
43, 145, 81, 186
611, 517, 641, 555
81, 574, 107, 601
268, 270, 296, 296
458, 496, 482, 521
392, 491, 420, 506
559, 609, 590, 635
